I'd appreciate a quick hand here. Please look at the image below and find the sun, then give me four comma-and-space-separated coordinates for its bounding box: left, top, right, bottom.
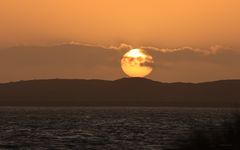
121, 49, 153, 77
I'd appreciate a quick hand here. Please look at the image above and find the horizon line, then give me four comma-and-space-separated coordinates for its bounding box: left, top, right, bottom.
1, 77, 240, 85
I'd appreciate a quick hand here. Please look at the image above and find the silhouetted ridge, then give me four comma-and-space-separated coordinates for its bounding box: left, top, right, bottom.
114, 77, 159, 85
0, 78, 240, 107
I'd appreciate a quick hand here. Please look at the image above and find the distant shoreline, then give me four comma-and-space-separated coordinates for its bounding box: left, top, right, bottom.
0, 78, 240, 107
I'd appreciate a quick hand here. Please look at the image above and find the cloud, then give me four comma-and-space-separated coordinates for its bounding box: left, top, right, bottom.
0, 42, 239, 82
66, 42, 235, 56
63, 40, 237, 53
105, 43, 235, 55
63, 41, 132, 51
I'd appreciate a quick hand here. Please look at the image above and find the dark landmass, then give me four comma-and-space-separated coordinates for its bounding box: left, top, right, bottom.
0, 78, 240, 107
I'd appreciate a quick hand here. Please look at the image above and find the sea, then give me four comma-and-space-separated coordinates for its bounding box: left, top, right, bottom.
0, 107, 238, 150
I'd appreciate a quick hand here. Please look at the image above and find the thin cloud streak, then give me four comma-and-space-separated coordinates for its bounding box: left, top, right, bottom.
65, 42, 235, 55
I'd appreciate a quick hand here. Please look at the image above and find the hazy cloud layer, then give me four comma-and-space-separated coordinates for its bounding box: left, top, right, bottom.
0, 43, 239, 83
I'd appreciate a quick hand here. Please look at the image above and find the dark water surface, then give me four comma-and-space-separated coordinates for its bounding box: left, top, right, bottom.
0, 107, 237, 150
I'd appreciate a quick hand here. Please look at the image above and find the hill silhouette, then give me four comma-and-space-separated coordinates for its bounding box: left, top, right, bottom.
0, 78, 240, 107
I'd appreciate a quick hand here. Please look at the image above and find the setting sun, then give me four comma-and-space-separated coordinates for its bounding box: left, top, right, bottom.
121, 49, 153, 77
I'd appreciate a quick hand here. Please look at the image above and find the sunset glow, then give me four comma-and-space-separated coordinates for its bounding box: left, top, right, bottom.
0, 0, 239, 82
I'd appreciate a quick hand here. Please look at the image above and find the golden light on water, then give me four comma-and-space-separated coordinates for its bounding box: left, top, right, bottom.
121, 49, 153, 77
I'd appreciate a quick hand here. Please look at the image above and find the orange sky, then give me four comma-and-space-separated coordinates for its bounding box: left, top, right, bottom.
0, 0, 240, 82
1, 0, 240, 47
